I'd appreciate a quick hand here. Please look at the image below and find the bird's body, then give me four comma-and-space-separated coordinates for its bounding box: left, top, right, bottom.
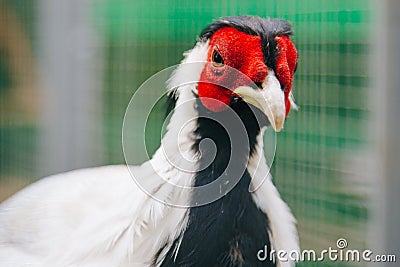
0, 16, 299, 267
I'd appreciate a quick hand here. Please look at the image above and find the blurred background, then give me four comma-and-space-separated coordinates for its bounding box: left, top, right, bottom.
0, 0, 399, 266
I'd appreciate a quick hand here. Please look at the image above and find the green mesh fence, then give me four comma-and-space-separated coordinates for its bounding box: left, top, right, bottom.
0, 1, 371, 266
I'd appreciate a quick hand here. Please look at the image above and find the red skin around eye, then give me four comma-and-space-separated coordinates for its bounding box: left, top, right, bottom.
198, 28, 267, 112
198, 27, 298, 115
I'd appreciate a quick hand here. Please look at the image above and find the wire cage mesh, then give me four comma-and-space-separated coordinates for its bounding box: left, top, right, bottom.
0, 0, 381, 266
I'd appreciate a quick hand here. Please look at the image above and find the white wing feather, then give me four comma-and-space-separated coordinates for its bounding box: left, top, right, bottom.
0, 165, 190, 267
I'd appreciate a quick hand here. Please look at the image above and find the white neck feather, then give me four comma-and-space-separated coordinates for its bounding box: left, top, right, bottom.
248, 130, 299, 267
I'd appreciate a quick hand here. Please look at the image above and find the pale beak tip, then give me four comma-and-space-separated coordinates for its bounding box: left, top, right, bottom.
269, 113, 285, 132
272, 118, 284, 132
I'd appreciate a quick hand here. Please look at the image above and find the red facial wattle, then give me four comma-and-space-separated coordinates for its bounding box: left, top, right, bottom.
275, 36, 298, 116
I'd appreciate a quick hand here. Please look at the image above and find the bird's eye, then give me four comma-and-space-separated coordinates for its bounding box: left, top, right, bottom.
212, 50, 224, 67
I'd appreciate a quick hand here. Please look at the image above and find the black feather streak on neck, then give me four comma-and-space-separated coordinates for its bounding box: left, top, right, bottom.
159, 99, 275, 267
193, 98, 263, 187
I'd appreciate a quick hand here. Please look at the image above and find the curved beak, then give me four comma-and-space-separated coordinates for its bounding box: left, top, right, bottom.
233, 71, 286, 132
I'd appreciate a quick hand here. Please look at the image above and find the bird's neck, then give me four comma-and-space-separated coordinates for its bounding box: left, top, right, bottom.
158, 99, 275, 267
192, 99, 263, 186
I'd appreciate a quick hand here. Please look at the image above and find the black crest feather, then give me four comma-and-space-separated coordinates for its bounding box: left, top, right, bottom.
200, 16, 293, 70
